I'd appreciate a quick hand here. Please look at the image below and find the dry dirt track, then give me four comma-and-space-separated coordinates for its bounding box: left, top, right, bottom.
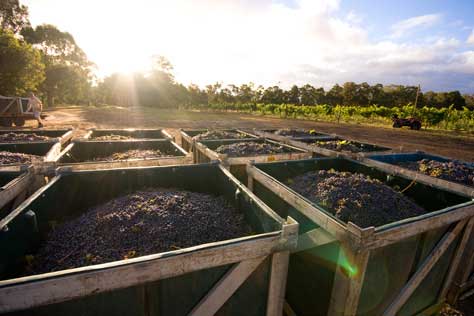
20, 105, 474, 162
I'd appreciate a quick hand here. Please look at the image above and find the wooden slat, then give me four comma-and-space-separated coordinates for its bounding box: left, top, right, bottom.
327, 246, 371, 316
382, 220, 467, 316
267, 217, 297, 315
189, 256, 267, 316
0, 233, 283, 313
291, 227, 337, 253
440, 217, 474, 300
57, 156, 192, 171
370, 203, 474, 249
228, 152, 312, 165
0, 172, 33, 210
266, 251, 290, 316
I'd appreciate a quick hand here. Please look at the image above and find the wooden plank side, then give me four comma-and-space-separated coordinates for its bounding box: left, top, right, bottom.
0, 172, 33, 210
440, 217, 474, 300
0, 234, 282, 313
327, 247, 371, 316
382, 220, 466, 316
266, 251, 290, 316
57, 156, 192, 171
189, 256, 267, 316
370, 204, 474, 250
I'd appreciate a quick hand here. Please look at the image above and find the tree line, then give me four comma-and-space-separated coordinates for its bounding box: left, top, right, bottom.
0, 0, 92, 107
2, 0, 474, 110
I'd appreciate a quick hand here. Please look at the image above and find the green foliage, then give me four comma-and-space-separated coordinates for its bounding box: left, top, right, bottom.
0, 0, 29, 34
21, 24, 93, 106
0, 30, 44, 95
184, 102, 474, 132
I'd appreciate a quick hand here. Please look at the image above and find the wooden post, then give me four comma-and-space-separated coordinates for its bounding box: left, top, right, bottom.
327, 225, 373, 316
266, 251, 290, 316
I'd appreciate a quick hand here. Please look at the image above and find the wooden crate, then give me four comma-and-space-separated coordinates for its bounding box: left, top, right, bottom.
194, 138, 312, 184
179, 129, 258, 153
0, 163, 297, 316
54, 139, 192, 171
247, 157, 474, 316
0, 142, 62, 173
0, 129, 73, 146
80, 128, 174, 141
362, 152, 474, 198
285, 136, 392, 159
361, 152, 474, 305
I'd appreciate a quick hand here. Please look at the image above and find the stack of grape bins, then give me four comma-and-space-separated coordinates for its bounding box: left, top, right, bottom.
363, 151, 474, 306
246, 157, 474, 316
56, 128, 191, 171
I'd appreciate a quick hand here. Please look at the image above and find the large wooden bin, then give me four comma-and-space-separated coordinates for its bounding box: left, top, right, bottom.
0, 142, 62, 172
194, 138, 312, 184
0, 129, 73, 145
0, 163, 297, 316
285, 137, 392, 159
362, 152, 474, 304
179, 129, 258, 153
247, 157, 474, 316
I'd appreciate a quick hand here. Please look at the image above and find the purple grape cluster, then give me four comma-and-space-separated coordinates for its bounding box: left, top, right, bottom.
92, 149, 171, 161
312, 140, 369, 153
216, 141, 287, 157
399, 159, 474, 186
0, 151, 42, 165
93, 134, 132, 140
0, 132, 50, 142
193, 130, 248, 140
288, 170, 425, 228
29, 189, 252, 274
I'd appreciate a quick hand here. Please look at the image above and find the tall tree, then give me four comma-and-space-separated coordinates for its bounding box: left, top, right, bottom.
0, 30, 44, 95
0, 0, 29, 34
22, 24, 93, 106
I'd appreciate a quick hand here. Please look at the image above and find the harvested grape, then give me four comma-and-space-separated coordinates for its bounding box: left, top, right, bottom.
0, 151, 42, 165
30, 189, 252, 274
288, 170, 425, 227
216, 141, 288, 157
92, 149, 170, 161
193, 130, 248, 140
0, 132, 50, 142
398, 159, 474, 186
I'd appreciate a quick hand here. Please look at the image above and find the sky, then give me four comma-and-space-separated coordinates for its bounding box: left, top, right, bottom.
23, 0, 474, 92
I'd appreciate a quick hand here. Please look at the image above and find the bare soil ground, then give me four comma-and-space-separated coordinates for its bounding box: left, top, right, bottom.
16, 105, 474, 162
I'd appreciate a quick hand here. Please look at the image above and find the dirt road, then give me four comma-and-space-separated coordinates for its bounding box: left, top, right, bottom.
24, 105, 474, 162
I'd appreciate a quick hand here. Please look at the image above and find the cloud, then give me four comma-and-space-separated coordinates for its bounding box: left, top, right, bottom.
390, 14, 442, 38
23, 0, 474, 92
467, 29, 474, 45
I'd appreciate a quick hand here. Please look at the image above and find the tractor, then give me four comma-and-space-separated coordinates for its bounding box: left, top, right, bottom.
392, 114, 422, 130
